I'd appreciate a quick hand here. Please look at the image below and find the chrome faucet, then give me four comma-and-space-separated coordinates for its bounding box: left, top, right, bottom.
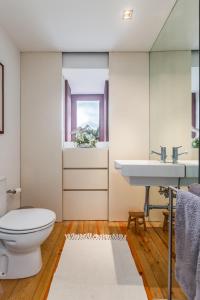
151, 146, 167, 163
172, 146, 188, 164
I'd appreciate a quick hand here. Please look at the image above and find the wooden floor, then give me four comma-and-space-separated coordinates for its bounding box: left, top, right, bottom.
0, 221, 187, 300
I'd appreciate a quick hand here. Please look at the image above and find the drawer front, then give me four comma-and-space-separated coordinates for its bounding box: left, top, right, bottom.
63, 169, 108, 190
63, 191, 108, 220
63, 148, 108, 168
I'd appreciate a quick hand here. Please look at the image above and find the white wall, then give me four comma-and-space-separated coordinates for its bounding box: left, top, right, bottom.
21, 53, 63, 221
62, 53, 109, 69
109, 52, 149, 221
0, 26, 20, 210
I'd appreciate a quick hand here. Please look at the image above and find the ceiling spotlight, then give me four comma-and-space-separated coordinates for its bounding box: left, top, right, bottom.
123, 10, 133, 20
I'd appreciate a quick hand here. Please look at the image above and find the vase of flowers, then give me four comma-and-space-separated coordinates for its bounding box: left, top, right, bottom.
72, 125, 99, 148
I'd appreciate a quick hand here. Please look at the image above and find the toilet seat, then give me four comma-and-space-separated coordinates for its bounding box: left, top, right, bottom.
0, 208, 56, 234
0, 221, 55, 234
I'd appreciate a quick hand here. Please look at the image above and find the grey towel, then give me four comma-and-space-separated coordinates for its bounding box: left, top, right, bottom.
189, 183, 200, 197
195, 251, 200, 300
175, 190, 200, 300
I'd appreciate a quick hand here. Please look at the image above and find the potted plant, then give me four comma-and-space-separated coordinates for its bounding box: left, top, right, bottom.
72, 125, 99, 148
192, 137, 199, 149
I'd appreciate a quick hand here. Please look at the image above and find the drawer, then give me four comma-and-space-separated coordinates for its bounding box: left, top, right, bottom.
63, 169, 108, 190
63, 148, 108, 168
63, 191, 108, 220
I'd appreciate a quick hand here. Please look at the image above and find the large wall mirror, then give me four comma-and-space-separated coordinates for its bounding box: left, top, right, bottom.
0, 63, 4, 134
149, 0, 199, 219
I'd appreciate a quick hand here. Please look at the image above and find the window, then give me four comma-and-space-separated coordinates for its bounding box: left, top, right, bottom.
76, 100, 99, 129
65, 80, 109, 142
71, 94, 104, 141
191, 64, 199, 139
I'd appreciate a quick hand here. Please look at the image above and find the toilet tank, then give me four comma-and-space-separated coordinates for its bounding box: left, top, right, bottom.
0, 177, 7, 216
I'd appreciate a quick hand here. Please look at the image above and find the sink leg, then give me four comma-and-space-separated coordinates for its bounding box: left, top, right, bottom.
144, 186, 150, 217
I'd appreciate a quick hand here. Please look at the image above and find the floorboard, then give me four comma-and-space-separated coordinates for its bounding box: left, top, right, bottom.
0, 221, 187, 300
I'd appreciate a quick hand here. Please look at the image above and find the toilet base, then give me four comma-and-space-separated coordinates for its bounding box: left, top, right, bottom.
0, 246, 42, 279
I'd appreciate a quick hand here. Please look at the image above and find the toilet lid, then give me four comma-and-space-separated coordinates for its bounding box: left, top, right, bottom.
0, 208, 56, 231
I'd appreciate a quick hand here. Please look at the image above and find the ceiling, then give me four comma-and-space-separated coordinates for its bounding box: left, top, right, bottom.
152, 0, 199, 51
0, 0, 176, 52
62, 69, 109, 94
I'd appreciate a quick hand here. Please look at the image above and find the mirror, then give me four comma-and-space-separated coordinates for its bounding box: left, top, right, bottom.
150, 0, 199, 162
149, 0, 199, 219
0, 63, 4, 134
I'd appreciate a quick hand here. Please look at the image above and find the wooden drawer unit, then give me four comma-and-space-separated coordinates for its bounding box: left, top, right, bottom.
62, 148, 108, 220
63, 148, 108, 168
63, 191, 108, 220
63, 169, 108, 190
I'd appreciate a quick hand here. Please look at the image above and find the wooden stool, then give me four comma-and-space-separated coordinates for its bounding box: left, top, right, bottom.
127, 211, 147, 232
162, 211, 175, 231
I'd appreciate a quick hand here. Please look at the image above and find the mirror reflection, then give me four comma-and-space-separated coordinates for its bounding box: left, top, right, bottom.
149, 0, 199, 219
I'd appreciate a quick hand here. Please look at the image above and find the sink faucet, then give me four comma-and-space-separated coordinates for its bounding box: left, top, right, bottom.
172, 146, 188, 164
151, 146, 167, 163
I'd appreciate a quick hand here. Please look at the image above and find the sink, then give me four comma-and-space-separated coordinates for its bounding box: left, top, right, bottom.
179, 160, 198, 186
115, 160, 198, 186
179, 160, 198, 177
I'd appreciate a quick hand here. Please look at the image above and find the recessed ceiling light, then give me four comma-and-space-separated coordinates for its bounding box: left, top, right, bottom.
123, 10, 133, 20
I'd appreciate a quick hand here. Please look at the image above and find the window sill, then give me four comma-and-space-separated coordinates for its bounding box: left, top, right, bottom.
63, 142, 109, 149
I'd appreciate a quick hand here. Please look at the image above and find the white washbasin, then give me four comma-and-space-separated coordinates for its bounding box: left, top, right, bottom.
115, 160, 198, 186
179, 160, 198, 186
179, 160, 198, 177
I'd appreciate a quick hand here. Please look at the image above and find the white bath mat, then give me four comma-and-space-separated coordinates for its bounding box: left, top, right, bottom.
48, 234, 148, 300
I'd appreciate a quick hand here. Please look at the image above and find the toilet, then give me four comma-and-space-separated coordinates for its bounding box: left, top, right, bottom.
0, 177, 56, 279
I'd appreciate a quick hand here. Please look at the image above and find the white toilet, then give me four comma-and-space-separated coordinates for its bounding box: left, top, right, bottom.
0, 177, 56, 279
